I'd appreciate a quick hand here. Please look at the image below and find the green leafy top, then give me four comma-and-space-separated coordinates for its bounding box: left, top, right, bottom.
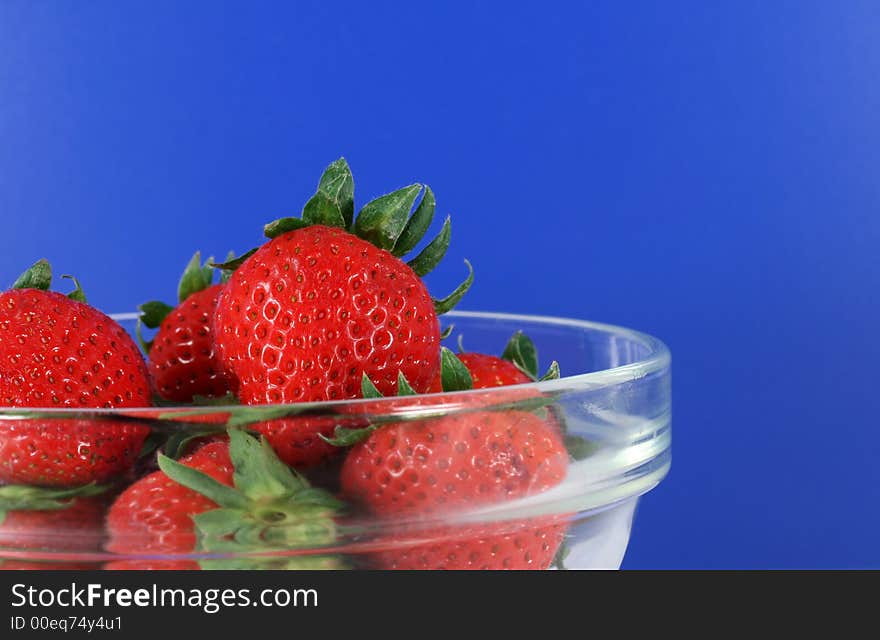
261, 158, 472, 316
157, 430, 345, 567
137, 251, 235, 354
501, 331, 560, 382
0, 483, 108, 525
10, 260, 89, 302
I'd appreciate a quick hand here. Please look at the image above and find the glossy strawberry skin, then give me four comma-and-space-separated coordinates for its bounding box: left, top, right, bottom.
215, 225, 441, 404
148, 284, 237, 403
341, 410, 567, 515
0, 421, 150, 487
0, 290, 151, 408
105, 442, 233, 556
0, 289, 152, 486
341, 410, 568, 569
367, 519, 568, 570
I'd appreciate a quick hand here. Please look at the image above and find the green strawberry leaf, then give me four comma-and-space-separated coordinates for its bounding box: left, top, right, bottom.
135, 320, 153, 355
432, 259, 473, 315
12, 259, 52, 291
263, 216, 310, 239
564, 434, 599, 460
439, 324, 455, 340
161, 428, 223, 460
407, 215, 451, 277
440, 346, 473, 392
228, 430, 306, 501
361, 373, 383, 399
302, 157, 355, 229
178, 251, 215, 303
396, 372, 417, 396
393, 185, 435, 257
135, 300, 175, 354
138, 300, 175, 330
137, 430, 166, 460
61, 275, 87, 303
199, 555, 347, 570
191, 392, 240, 406
302, 193, 346, 229
552, 538, 571, 570
539, 361, 561, 381
0, 483, 108, 518
157, 453, 252, 510
219, 250, 237, 284
354, 184, 422, 250
193, 508, 251, 538
210, 248, 258, 271
320, 424, 379, 447
222, 405, 312, 428
502, 331, 539, 379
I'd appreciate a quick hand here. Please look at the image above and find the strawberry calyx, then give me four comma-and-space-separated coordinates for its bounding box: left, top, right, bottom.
497, 332, 599, 459
176, 251, 215, 304
501, 331, 560, 382
0, 483, 109, 525
136, 251, 236, 355
11, 259, 52, 291
10, 259, 89, 302
243, 158, 472, 315
321, 348, 478, 447
156, 430, 345, 566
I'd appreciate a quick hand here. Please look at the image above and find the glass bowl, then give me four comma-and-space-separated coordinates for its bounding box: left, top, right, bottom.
0, 310, 670, 570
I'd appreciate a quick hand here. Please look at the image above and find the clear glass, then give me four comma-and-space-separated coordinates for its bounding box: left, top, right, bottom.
0, 310, 670, 570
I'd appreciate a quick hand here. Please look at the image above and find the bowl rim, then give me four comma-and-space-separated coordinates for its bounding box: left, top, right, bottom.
27, 308, 667, 416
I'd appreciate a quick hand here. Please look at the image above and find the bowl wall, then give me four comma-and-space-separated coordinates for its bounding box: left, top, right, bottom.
0, 311, 670, 570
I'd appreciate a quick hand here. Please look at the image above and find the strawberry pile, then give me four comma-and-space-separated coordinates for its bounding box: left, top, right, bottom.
0, 159, 586, 571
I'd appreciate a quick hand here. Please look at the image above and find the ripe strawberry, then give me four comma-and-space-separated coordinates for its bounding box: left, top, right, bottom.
107, 440, 233, 556
106, 430, 345, 569
366, 518, 568, 570
0, 261, 151, 486
433, 330, 561, 391
214, 159, 471, 467
0, 484, 109, 553
138, 252, 237, 403
339, 408, 569, 569
455, 352, 533, 388
0, 483, 109, 570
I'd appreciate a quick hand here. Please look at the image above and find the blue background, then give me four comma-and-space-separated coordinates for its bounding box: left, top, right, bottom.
1, 1, 877, 569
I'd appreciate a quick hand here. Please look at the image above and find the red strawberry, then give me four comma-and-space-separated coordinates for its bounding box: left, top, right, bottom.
0, 420, 154, 487
0, 484, 109, 570
430, 331, 560, 392
456, 352, 533, 388
0, 261, 151, 486
214, 159, 471, 467
106, 431, 345, 570
366, 518, 568, 570
339, 408, 569, 569
106, 441, 234, 556
138, 253, 237, 403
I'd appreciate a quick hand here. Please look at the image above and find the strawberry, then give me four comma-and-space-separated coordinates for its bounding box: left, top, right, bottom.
105, 430, 345, 569
455, 352, 533, 388
213, 159, 471, 467
0, 261, 151, 486
330, 346, 571, 569
0, 484, 109, 570
339, 408, 569, 569
138, 252, 238, 403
